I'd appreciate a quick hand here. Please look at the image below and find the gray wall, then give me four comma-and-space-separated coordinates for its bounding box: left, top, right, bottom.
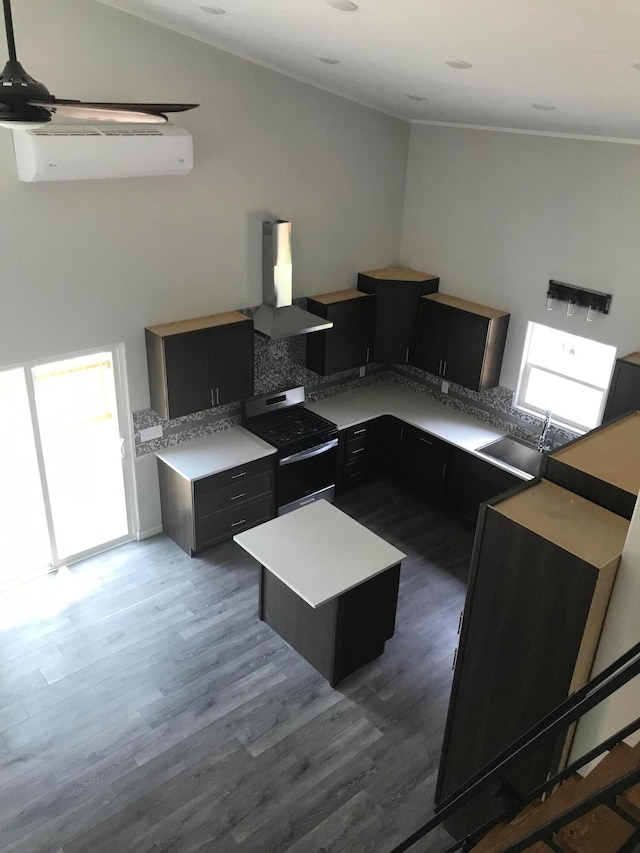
400, 125, 640, 389
0, 0, 409, 533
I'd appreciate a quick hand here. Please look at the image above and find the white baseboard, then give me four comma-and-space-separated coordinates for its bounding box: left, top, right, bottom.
137, 525, 163, 541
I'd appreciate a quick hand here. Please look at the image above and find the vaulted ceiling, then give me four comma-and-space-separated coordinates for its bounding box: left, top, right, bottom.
99, 0, 640, 139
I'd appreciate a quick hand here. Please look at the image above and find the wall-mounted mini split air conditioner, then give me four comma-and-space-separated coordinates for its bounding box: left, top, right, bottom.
12, 123, 194, 182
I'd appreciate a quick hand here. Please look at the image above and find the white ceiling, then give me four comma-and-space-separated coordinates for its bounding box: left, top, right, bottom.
98, 0, 640, 139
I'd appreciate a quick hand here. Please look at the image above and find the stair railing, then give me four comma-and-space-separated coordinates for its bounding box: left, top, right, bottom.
390, 639, 640, 853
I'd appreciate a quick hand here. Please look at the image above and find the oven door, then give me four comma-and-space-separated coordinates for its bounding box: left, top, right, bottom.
277, 438, 338, 515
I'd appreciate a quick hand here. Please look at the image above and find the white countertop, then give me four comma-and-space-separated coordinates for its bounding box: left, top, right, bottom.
308, 380, 531, 479
234, 499, 406, 608
155, 426, 276, 481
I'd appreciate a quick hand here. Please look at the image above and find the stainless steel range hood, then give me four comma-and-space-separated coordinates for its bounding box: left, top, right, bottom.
253, 220, 333, 339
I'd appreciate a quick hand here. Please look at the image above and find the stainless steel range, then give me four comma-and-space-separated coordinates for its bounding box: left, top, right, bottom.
242, 386, 338, 515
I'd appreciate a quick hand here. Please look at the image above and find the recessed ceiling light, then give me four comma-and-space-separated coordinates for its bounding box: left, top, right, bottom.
631, 61, 640, 71
199, 5, 226, 13
318, 56, 341, 65
325, 0, 359, 10
531, 102, 556, 111
407, 94, 428, 102
444, 60, 472, 70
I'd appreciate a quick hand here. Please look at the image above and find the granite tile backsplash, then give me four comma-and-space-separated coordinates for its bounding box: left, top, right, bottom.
133, 303, 578, 457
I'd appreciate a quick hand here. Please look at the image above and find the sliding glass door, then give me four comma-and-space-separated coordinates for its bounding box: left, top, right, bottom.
0, 346, 133, 587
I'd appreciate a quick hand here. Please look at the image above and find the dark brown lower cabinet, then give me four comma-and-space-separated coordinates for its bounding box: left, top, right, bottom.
336, 418, 387, 491
435, 479, 628, 838
399, 425, 451, 507
158, 455, 275, 556
445, 448, 522, 523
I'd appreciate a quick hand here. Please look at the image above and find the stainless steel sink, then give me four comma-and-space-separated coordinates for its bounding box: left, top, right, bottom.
477, 435, 543, 477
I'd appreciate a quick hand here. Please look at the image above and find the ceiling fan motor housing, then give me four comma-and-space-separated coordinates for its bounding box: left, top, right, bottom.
0, 59, 53, 122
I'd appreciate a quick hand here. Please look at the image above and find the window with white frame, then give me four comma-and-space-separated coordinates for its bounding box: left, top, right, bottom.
514, 323, 616, 433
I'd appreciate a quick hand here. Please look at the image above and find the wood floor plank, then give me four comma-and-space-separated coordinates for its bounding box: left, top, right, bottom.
0, 478, 471, 852
0, 712, 151, 812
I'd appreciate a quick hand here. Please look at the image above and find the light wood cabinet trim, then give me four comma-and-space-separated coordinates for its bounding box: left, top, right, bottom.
568, 553, 620, 696
550, 412, 640, 495
620, 351, 640, 366
147, 311, 250, 337
308, 289, 371, 305
493, 479, 629, 565
359, 267, 438, 282
422, 292, 509, 319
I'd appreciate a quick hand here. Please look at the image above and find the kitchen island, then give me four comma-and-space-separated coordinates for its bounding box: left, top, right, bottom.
234, 499, 406, 686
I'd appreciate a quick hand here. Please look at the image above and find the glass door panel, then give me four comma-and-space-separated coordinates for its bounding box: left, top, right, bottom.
32, 352, 130, 561
0, 368, 51, 585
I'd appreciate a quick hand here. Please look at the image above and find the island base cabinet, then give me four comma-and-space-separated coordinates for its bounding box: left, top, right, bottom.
259, 563, 400, 687
435, 479, 627, 839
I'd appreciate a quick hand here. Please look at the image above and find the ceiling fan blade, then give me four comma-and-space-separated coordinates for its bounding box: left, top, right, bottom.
30, 102, 168, 123
37, 99, 197, 113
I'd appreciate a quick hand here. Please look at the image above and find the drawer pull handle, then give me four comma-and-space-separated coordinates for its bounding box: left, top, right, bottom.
420, 438, 433, 445
452, 648, 458, 670
231, 519, 246, 528
231, 493, 246, 501
457, 610, 463, 635
351, 448, 365, 455
353, 428, 366, 435
232, 471, 247, 479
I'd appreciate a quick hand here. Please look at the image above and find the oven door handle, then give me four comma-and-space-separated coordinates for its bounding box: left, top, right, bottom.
280, 438, 338, 466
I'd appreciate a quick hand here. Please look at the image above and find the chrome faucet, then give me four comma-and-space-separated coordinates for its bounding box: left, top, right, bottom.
537, 410, 552, 453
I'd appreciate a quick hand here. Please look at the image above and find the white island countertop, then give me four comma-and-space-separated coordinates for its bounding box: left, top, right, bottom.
156, 426, 276, 481
234, 499, 406, 608
308, 380, 532, 479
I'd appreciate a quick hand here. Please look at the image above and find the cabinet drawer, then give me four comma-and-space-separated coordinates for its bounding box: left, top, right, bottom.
193, 455, 274, 498
194, 471, 273, 519
346, 423, 370, 442
343, 459, 367, 485
345, 435, 368, 462
195, 495, 274, 550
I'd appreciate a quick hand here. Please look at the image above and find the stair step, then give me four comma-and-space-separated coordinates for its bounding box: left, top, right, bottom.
469, 744, 637, 852
554, 803, 636, 853
618, 779, 640, 820
617, 740, 640, 820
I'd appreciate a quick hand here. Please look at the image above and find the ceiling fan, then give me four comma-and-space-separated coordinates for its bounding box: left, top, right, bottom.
0, 0, 198, 129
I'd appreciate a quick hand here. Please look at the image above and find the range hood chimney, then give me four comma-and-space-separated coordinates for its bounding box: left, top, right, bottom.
253, 220, 333, 339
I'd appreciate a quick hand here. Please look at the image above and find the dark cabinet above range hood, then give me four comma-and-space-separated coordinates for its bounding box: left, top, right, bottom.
253, 220, 334, 340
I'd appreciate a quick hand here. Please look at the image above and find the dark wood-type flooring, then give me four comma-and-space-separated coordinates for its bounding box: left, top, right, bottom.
0, 480, 475, 853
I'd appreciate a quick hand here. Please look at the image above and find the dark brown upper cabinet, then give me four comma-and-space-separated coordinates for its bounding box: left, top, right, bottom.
602, 351, 640, 424
305, 289, 373, 375
413, 293, 510, 392
145, 311, 254, 420
357, 268, 439, 364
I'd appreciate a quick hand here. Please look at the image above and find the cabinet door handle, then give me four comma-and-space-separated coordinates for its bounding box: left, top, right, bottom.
452, 648, 458, 670
457, 610, 463, 635
366, 347, 370, 363
353, 428, 367, 436
405, 348, 409, 363
420, 437, 432, 446
351, 447, 365, 455
210, 389, 215, 407
232, 471, 247, 479
438, 359, 443, 376
442, 462, 448, 479
442, 361, 447, 377
230, 492, 246, 501
216, 388, 220, 405
230, 519, 246, 528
